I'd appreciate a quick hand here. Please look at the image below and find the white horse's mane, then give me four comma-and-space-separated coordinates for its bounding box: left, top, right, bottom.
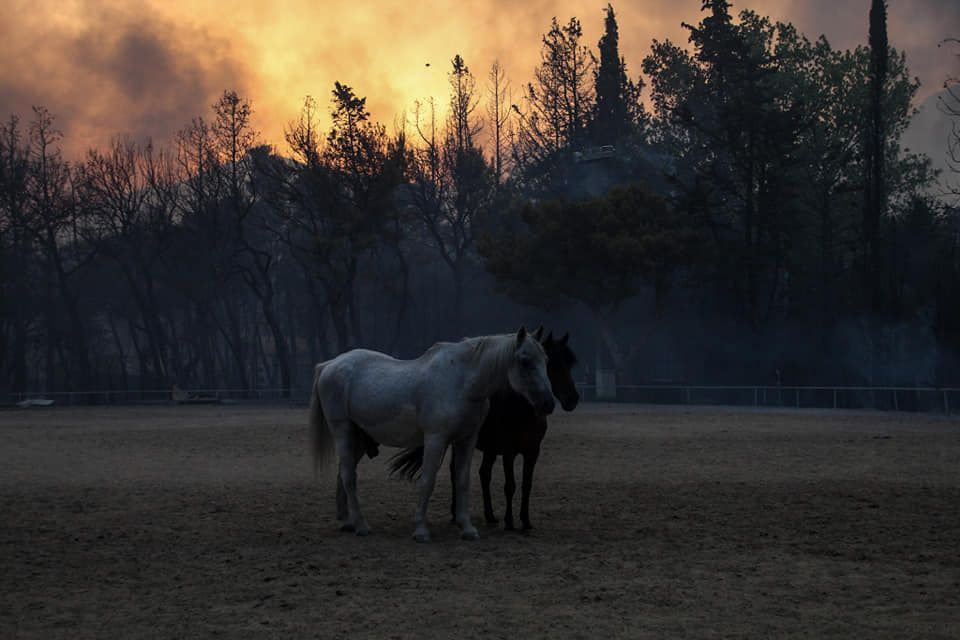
414, 333, 544, 396
464, 333, 546, 396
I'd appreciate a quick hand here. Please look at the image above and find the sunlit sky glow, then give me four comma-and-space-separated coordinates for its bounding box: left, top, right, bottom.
2, 0, 957, 158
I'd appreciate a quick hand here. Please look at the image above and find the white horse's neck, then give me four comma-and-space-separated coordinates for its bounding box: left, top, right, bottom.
462, 334, 515, 398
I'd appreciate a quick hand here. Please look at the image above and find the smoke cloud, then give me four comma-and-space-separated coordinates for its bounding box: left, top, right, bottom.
0, 0, 954, 159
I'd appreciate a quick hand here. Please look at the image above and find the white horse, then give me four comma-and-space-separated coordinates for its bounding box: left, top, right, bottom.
310, 327, 555, 542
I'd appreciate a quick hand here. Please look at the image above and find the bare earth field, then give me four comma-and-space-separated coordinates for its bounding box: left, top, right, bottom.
1, 404, 958, 639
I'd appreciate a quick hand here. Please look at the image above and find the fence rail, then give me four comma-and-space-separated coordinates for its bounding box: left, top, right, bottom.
3, 384, 958, 414
4, 388, 299, 407
575, 384, 957, 414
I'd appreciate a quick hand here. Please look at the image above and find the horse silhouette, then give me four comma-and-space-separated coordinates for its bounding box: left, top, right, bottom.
310, 327, 555, 542
388, 329, 579, 530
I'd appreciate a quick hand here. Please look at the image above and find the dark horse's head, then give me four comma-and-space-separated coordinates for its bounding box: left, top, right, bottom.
534, 328, 580, 412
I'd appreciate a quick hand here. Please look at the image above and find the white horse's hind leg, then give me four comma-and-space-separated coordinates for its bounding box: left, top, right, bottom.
332, 423, 370, 536
413, 435, 447, 543
335, 476, 348, 521
452, 435, 480, 540
336, 430, 371, 522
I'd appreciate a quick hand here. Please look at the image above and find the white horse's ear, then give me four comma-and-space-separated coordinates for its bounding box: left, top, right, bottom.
559, 332, 569, 345
516, 326, 527, 347
533, 326, 544, 341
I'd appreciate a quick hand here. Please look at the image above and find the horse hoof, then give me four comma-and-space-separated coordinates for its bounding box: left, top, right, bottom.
339, 523, 356, 533
413, 533, 431, 543
355, 527, 370, 537
522, 522, 533, 531
461, 529, 480, 541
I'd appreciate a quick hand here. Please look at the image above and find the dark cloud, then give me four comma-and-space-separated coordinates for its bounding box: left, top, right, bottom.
0, 0, 252, 158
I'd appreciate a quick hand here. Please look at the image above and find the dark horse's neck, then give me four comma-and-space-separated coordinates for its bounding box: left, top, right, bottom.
487, 387, 539, 423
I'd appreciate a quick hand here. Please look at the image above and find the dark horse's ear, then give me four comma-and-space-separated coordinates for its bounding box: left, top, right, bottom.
559, 332, 569, 345
533, 326, 544, 341
545, 331, 554, 344
516, 326, 527, 347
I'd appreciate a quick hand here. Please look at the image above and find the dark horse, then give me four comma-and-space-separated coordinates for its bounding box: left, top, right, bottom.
387, 329, 579, 530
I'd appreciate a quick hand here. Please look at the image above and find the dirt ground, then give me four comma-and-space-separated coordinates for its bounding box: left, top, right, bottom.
1, 403, 958, 639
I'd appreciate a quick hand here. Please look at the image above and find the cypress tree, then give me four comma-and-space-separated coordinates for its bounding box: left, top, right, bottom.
864, 0, 888, 304
863, 0, 889, 382
592, 4, 642, 147
593, 4, 627, 145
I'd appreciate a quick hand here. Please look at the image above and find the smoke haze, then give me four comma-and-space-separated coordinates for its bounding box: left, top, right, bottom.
1, 0, 956, 158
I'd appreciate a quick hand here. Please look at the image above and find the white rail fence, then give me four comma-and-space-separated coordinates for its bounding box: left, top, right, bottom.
576, 384, 957, 414
4, 388, 294, 407
4, 385, 958, 414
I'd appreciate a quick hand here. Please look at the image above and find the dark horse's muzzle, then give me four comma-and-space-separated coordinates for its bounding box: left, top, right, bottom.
559, 391, 580, 412
538, 396, 556, 415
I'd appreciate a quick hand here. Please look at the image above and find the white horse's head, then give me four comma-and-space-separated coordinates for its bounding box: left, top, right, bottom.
507, 326, 555, 415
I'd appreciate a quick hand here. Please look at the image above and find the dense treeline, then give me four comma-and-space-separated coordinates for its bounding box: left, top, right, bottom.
1, 1, 958, 399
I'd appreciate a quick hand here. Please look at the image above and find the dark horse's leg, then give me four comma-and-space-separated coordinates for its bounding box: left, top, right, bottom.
449, 447, 457, 523
356, 424, 380, 459
501, 452, 517, 530
477, 450, 499, 524
519, 445, 540, 530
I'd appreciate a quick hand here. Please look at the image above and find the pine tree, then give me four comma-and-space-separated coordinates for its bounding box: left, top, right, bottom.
647, 6, 805, 326
448, 55, 481, 154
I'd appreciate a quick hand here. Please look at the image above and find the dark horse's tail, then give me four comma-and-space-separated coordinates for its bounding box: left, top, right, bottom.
388, 446, 426, 480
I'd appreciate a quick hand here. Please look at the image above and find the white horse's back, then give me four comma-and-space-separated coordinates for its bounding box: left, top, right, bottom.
317, 348, 430, 447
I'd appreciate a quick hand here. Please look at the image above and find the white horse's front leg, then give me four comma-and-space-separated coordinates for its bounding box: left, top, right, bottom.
413, 435, 447, 543
452, 434, 480, 540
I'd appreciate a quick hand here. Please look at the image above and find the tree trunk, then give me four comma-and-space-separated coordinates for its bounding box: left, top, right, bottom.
221, 298, 250, 393
452, 259, 469, 338
285, 291, 298, 387
592, 307, 626, 371
347, 267, 364, 348
12, 310, 27, 394
108, 314, 129, 391
261, 298, 291, 397
44, 313, 57, 391
387, 248, 410, 355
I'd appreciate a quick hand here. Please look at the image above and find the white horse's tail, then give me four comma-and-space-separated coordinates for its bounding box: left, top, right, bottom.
309, 362, 335, 478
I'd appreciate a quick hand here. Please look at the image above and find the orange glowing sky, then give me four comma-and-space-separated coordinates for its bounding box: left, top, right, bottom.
2, 0, 957, 159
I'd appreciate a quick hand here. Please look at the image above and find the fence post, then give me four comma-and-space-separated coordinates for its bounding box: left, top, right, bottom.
893, 389, 898, 411
754, 388, 758, 407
